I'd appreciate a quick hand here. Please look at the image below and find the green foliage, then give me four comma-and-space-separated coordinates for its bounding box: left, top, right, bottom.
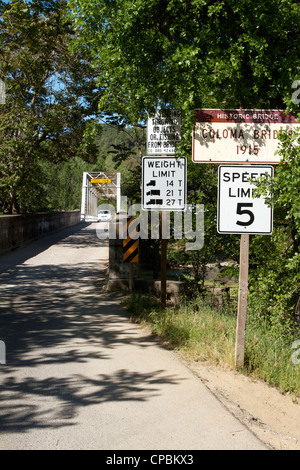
248, 129, 300, 330
245, 296, 300, 394
7, 156, 93, 213
42, 157, 92, 211
69, 0, 300, 121
94, 123, 145, 202
125, 293, 300, 395
0, 0, 100, 213
68, 0, 300, 335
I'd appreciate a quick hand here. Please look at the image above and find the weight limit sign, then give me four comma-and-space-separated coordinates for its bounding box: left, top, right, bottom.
217, 165, 274, 235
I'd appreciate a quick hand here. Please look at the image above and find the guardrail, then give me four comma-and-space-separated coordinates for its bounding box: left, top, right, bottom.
0, 210, 80, 255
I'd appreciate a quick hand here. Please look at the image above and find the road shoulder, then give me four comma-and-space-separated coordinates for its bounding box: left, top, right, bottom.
178, 357, 300, 451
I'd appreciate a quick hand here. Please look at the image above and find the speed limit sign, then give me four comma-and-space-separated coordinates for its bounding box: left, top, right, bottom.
217, 165, 274, 235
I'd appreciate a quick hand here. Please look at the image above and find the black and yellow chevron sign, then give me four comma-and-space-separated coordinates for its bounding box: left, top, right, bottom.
123, 218, 139, 263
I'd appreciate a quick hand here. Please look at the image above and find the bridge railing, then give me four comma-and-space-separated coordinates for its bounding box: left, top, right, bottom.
0, 210, 80, 255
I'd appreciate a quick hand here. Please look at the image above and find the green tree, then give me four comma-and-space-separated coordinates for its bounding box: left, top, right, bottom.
69, 0, 300, 327
69, 0, 300, 125
0, 0, 100, 213
91, 123, 145, 202
249, 129, 300, 329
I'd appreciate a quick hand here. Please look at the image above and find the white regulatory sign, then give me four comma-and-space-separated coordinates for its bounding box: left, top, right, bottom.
218, 165, 274, 235
142, 156, 186, 211
147, 110, 182, 155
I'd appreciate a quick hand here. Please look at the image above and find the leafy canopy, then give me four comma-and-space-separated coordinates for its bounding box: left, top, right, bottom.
69, 0, 300, 126
0, 0, 101, 213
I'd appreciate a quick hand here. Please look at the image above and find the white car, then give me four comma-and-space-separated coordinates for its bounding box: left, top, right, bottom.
84, 215, 98, 222
97, 210, 112, 222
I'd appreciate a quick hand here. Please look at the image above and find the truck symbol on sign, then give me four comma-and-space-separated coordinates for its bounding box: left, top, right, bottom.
146, 180, 156, 187
146, 199, 163, 205
146, 190, 161, 196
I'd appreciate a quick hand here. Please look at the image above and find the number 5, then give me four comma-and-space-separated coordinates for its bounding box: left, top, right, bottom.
236, 203, 255, 226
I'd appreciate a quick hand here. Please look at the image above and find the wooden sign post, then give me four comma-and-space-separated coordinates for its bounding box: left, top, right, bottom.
160, 211, 168, 308
142, 155, 186, 308
235, 234, 250, 369
145, 111, 183, 308
217, 165, 274, 370
193, 109, 300, 371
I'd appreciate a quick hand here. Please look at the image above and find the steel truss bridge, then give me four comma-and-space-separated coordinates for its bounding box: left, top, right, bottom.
80, 172, 121, 221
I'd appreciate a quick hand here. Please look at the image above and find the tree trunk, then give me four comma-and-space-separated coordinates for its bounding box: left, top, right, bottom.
153, 239, 160, 280
9, 187, 19, 214
294, 297, 300, 324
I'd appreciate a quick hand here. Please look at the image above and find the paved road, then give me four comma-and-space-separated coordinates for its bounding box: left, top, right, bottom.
0, 223, 268, 450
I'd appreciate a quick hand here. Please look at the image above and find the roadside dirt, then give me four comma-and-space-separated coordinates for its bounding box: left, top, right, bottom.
179, 357, 300, 451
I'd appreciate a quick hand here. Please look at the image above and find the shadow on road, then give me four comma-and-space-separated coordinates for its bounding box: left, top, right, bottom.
0, 223, 96, 274
0, 224, 182, 434
0, 368, 179, 433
